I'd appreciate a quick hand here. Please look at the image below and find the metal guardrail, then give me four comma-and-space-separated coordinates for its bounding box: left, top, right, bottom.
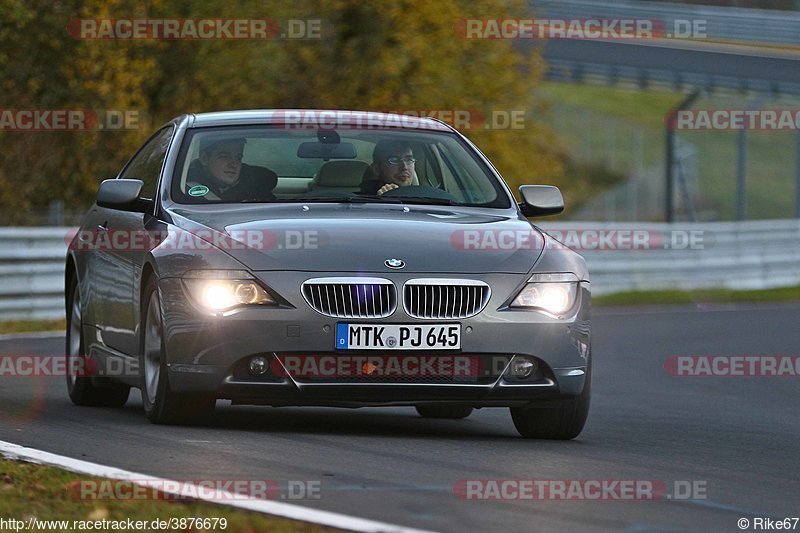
540, 220, 800, 295
2, 221, 800, 321
532, 0, 800, 45
0, 228, 69, 322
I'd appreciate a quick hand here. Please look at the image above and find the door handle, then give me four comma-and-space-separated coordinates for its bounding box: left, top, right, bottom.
97, 222, 108, 231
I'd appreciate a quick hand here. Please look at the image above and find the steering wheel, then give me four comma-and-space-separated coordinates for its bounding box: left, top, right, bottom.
381, 185, 458, 202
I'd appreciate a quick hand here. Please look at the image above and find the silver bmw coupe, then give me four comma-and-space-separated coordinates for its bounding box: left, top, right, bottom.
65, 110, 591, 439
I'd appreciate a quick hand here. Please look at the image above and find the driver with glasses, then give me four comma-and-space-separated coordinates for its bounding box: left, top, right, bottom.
359, 140, 417, 195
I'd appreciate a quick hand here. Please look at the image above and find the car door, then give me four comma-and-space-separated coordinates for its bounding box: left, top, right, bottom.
94, 126, 175, 356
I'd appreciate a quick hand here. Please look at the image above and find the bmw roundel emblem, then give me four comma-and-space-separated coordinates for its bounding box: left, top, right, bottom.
385, 258, 405, 269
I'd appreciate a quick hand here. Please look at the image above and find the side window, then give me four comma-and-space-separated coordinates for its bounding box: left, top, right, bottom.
119, 126, 174, 200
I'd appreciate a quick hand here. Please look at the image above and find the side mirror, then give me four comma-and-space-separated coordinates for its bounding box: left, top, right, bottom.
96, 179, 151, 212
518, 185, 564, 217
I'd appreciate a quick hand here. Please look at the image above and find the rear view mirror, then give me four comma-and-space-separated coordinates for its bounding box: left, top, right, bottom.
96, 179, 150, 212
519, 185, 564, 217
297, 142, 357, 159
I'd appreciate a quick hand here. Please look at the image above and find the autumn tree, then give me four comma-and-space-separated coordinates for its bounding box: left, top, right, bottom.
0, 0, 564, 222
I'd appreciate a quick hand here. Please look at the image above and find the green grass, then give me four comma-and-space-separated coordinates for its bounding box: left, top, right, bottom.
538, 82, 684, 130
0, 319, 66, 335
688, 127, 799, 219
537, 81, 800, 220
594, 285, 800, 307
0, 458, 331, 532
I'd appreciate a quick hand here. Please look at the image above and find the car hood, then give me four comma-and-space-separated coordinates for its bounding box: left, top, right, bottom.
169, 204, 545, 274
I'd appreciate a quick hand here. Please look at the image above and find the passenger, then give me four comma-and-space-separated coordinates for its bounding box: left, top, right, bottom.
359, 140, 416, 196
187, 137, 277, 202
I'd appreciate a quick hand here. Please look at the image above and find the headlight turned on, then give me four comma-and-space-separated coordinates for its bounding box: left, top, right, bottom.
510, 273, 580, 317
182, 270, 276, 312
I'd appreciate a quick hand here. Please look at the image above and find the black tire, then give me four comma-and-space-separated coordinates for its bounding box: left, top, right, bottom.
65, 277, 130, 407
140, 277, 214, 425
415, 405, 474, 419
510, 364, 591, 440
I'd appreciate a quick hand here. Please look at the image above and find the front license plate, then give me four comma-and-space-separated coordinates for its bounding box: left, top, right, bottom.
336, 324, 461, 350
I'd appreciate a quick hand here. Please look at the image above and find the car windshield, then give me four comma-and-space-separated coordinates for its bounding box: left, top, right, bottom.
171, 126, 511, 208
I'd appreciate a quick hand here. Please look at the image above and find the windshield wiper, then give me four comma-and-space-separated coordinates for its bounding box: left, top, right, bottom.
239, 198, 284, 203
382, 196, 460, 206
244, 196, 404, 204
347, 195, 403, 204
238, 197, 355, 203
240, 196, 452, 205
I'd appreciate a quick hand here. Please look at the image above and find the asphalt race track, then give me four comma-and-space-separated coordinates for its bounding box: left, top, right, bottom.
542, 39, 800, 89
1, 304, 799, 532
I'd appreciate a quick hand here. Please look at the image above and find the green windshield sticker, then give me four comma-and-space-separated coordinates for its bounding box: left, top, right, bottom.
188, 185, 209, 197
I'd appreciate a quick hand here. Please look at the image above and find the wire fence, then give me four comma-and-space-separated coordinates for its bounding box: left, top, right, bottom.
545, 93, 800, 222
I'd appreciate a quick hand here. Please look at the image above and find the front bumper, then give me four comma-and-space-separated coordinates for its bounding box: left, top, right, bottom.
158, 272, 591, 407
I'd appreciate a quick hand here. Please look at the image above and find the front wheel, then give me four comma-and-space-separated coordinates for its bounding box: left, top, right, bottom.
140, 277, 214, 424
65, 278, 130, 407
510, 366, 591, 440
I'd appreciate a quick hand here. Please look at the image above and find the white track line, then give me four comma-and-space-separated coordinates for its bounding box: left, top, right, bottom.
0, 330, 64, 341
0, 440, 435, 533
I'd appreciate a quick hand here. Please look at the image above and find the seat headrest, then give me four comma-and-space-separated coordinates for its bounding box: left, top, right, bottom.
315, 160, 369, 187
